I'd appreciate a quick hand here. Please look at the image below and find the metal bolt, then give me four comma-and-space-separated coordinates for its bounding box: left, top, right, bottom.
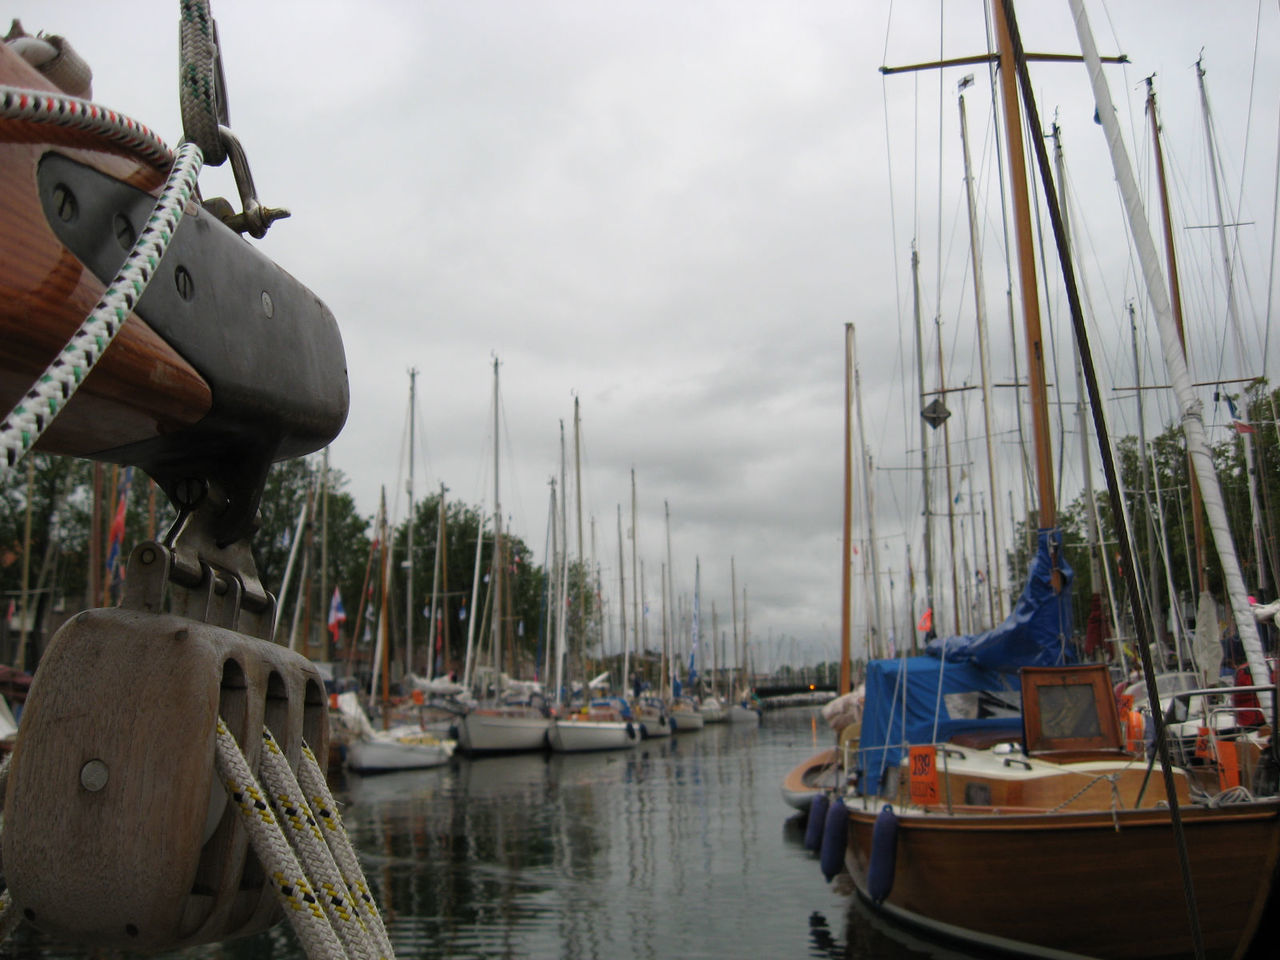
175, 265, 195, 301
261, 290, 274, 319
113, 213, 136, 250
80, 759, 109, 792
173, 476, 207, 508
52, 183, 77, 222
140, 546, 156, 565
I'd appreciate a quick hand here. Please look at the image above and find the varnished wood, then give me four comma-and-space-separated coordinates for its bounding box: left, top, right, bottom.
2, 608, 329, 951
847, 800, 1280, 960
0, 43, 211, 457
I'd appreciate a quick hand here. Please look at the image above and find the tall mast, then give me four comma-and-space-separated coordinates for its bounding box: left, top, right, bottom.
665, 500, 676, 693
936, 318, 961, 632
730, 556, 739, 698
405, 367, 417, 677
427, 483, 445, 682
911, 246, 937, 624
993, 0, 1056, 536
1196, 58, 1270, 594
630, 468, 639, 685
1145, 76, 1208, 596
1130, 305, 1163, 652
840, 324, 854, 693
617, 503, 628, 688
555, 422, 568, 706
958, 80, 1006, 620
490, 357, 503, 683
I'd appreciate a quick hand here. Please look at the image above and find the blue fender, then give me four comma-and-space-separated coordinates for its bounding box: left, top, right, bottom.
867, 804, 898, 903
804, 793, 829, 851
819, 798, 848, 881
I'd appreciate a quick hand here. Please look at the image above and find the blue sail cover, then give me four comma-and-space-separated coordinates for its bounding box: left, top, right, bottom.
926, 527, 1075, 673
857, 528, 1075, 795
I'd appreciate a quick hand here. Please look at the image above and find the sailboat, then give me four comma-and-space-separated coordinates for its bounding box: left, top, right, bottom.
455, 358, 552, 756
781, 324, 861, 812
833, 4, 1280, 959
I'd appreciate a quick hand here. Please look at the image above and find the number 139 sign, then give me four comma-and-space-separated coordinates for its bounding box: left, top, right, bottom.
908, 745, 939, 805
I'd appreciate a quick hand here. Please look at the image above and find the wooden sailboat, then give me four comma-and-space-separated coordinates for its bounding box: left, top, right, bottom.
837, 4, 1280, 959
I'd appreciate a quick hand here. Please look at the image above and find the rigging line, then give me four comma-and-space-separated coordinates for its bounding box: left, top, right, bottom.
1265, 68, 1280, 374
935, 6, 945, 362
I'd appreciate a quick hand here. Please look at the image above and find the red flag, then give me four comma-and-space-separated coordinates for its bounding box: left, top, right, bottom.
916, 607, 933, 632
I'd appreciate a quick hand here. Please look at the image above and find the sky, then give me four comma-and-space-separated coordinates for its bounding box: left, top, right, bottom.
15, 1, 1280, 672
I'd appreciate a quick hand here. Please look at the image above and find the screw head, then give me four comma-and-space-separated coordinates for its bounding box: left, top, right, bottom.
261, 290, 274, 318
52, 183, 77, 222
175, 265, 195, 301
80, 759, 109, 792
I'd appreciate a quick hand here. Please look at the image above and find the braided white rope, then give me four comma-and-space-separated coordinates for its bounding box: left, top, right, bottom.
0, 118, 200, 469
178, 0, 226, 165
297, 744, 395, 959
213, 719, 349, 959
257, 730, 387, 960
0, 85, 173, 168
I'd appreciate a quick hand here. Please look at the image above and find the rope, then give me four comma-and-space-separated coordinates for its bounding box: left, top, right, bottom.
177, 0, 226, 165
214, 719, 394, 960
0, 92, 200, 469
0, 86, 173, 168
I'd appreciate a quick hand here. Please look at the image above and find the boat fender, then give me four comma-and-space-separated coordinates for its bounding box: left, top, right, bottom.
867, 804, 898, 903
668, 717, 677, 733
804, 793, 829, 851
626, 721, 637, 740
819, 798, 848, 881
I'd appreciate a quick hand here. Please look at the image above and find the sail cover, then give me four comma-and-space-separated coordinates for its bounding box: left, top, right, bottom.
926, 528, 1075, 673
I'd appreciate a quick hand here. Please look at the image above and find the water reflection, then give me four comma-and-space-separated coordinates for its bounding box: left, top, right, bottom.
13, 709, 958, 960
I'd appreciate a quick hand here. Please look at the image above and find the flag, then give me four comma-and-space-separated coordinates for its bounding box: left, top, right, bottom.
328, 586, 346, 642
1225, 393, 1256, 434
106, 467, 133, 583
916, 607, 933, 633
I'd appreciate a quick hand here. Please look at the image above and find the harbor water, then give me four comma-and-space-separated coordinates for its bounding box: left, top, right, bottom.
12, 707, 979, 960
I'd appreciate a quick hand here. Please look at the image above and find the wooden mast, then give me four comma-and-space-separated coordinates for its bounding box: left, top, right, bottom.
1145, 77, 1207, 596
992, 0, 1056, 540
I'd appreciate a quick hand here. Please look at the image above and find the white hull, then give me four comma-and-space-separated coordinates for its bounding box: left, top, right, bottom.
346, 730, 455, 774
728, 704, 760, 724
548, 718, 639, 753
641, 717, 672, 738
700, 698, 728, 723
671, 710, 705, 732
457, 711, 551, 755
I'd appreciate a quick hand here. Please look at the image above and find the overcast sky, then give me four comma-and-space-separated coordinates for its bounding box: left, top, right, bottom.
19, 1, 1280, 671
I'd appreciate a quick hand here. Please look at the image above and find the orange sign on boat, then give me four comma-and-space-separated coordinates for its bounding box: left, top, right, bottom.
908, 745, 939, 805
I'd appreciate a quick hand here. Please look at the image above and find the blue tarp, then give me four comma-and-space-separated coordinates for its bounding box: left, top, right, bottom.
857, 528, 1074, 795
925, 528, 1075, 672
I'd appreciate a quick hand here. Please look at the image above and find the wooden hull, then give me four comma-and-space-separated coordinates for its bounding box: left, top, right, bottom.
845, 799, 1280, 960
781, 747, 841, 811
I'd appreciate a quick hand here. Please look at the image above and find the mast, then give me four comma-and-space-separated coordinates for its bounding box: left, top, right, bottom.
630, 468, 639, 684
992, 0, 1056, 537
1195, 57, 1270, 594
320, 446, 329, 661
462, 511, 485, 691
840, 324, 854, 694
1145, 76, 1208, 597
427, 483, 445, 682
1129, 304, 1163, 654
490, 357, 503, 685
665, 500, 676, 694
555, 422, 568, 706
617, 503, 628, 688
911, 246, 937, 625
730, 556, 739, 698
958, 79, 1006, 620
936, 318, 961, 632
405, 367, 417, 677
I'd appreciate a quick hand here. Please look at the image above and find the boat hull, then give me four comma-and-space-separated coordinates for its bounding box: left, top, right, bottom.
728, 704, 760, 724
346, 736, 453, 774
845, 799, 1280, 960
457, 710, 551, 755
671, 710, 705, 732
548, 719, 639, 753
781, 747, 841, 811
